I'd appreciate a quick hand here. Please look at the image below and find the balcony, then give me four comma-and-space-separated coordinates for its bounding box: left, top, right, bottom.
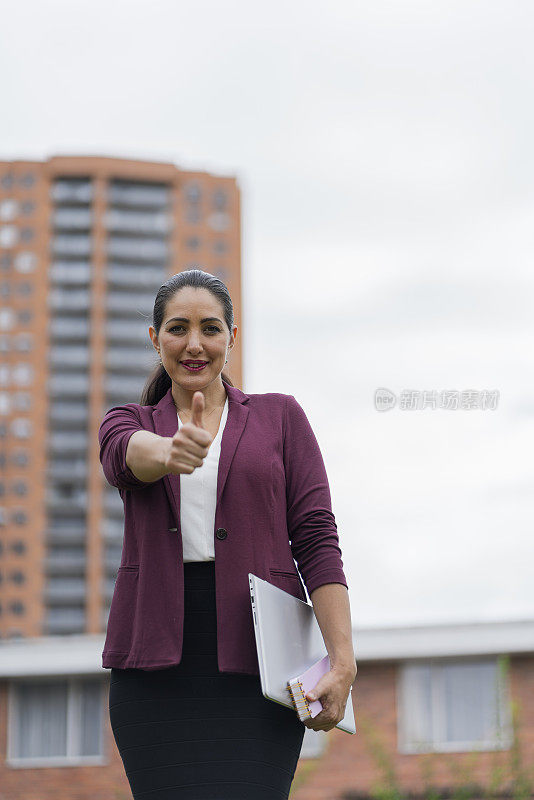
102, 491, 125, 515
106, 292, 154, 316
106, 263, 165, 290
105, 375, 147, 399
44, 577, 87, 605
46, 488, 88, 513
51, 180, 93, 204
45, 549, 86, 576
52, 235, 92, 257
47, 459, 88, 481
49, 345, 90, 368
106, 347, 155, 372
46, 526, 86, 546
107, 236, 168, 262
49, 262, 91, 285
106, 318, 151, 342
105, 209, 172, 235
108, 183, 169, 208
44, 607, 86, 635
102, 517, 125, 544
48, 430, 88, 453
49, 317, 90, 340
48, 403, 88, 426
53, 208, 92, 230
48, 288, 90, 312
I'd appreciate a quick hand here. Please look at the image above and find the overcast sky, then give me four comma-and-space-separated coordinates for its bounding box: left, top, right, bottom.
2, 0, 533, 633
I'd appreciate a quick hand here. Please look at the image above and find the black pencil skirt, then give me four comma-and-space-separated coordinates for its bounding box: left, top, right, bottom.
109, 560, 305, 799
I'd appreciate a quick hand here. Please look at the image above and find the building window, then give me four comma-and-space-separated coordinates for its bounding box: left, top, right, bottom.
14, 334, 32, 352
213, 239, 228, 254
13, 364, 34, 386
10, 570, 26, 583
213, 189, 228, 210
0, 254, 12, 271
186, 236, 201, 250
12, 451, 29, 467
11, 541, 26, 554
0, 225, 18, 247
0, 308, 15, 331
185, 182, 202, 202
20, 173, 35, 188
15, 252, 37, 273
9, 600, 25, 614
16, 282, 33, 297
0, 393, 10, 415
398, 658, 513, 754
18, 310, 33, 324
12, 417, 33, 438
185, 206, 201, 224
13, 392, 32, 410
0, 173, 14, 189
207, 211, 230, 232
0, 199, 18, 221
21, 201, 35, 216
7, 678, 104, 765
12, 509, 28, 525
20, 228, 34, 243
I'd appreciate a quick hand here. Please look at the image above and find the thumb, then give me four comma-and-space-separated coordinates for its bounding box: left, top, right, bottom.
191, 391, 205, 428
307, 682, 322, 702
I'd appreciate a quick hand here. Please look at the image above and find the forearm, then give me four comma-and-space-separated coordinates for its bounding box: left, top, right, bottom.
125, 430, 171, 483
310, 582, 356, 678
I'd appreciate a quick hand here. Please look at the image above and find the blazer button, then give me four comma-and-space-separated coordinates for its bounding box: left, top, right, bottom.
215, 528, 227, 540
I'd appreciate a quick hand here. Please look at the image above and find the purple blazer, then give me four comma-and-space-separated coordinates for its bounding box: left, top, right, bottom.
98, 379, 348, 675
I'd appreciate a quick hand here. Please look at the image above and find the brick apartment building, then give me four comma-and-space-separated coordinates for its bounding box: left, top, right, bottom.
0, 153, 243, 642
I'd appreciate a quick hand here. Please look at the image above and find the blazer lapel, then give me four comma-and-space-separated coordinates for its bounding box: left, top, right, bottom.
152, 380, 250, 524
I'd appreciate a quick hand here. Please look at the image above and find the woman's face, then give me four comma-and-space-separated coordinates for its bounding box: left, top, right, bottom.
149, 286, 236, 388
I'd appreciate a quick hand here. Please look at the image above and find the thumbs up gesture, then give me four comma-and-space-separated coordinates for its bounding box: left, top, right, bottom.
165, 391, 215, 475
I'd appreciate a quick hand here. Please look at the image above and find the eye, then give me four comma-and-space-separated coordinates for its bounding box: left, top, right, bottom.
169, 325, 221, 333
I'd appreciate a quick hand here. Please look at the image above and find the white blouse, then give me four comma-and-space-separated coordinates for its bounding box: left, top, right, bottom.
176, 396, 229, 562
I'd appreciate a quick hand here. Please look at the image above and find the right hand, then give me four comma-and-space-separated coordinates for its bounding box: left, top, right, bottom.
164, 391, 214, 475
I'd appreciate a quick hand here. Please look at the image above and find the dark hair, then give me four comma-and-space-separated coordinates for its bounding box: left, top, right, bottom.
140, 268, 235, 406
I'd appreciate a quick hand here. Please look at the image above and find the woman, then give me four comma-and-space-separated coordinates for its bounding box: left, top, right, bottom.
100, 269, 356, 800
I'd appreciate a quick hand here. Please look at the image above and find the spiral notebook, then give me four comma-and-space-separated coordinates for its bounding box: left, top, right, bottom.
287, 654, 338, 724
248, 573, 356, 735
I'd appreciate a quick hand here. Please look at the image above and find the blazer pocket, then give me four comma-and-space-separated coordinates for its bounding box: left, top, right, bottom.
269, 568, 306, 602
105, 566, 139, 654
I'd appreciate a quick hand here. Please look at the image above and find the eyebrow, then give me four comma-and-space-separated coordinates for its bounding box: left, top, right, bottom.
165, 317, 223, 326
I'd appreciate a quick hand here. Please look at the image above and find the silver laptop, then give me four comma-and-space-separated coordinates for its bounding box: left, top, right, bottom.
248, 573, 356, 735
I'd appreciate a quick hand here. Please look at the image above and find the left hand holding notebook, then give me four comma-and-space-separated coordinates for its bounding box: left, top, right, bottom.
304, 667, 354, 732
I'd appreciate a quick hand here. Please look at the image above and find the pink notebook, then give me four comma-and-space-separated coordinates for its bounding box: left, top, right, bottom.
287, 654, 331, 722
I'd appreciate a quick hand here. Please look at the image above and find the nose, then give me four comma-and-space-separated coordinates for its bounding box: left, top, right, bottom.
185, 332, 203, 354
